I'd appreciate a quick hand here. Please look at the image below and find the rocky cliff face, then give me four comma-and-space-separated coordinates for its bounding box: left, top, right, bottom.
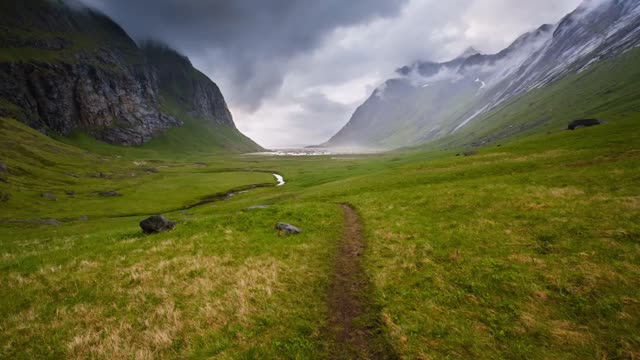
0, 54, 182, 146
326, 0, 640, 149
0, 0, 259, 150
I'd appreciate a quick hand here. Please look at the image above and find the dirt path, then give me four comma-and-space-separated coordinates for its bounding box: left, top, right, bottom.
327, 204, 396, 359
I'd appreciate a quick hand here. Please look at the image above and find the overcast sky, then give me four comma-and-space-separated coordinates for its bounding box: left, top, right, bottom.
80, 0, 583, 148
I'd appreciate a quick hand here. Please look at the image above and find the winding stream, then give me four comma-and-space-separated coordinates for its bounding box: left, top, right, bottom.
182, 172, 286, 210
2, 172, 288, 224
274, 173, 286, 186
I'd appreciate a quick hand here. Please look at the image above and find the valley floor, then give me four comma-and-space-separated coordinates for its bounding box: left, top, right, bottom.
0, 116, 639, 359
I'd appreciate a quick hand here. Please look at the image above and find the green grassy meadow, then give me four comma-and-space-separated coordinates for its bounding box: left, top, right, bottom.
1, 110, 639, 359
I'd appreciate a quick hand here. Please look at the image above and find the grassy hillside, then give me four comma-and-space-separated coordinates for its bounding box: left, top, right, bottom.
141, 43, 264, 154
432, 47, 640, 150
142, 97, 263, 155
1, 106, 639, 358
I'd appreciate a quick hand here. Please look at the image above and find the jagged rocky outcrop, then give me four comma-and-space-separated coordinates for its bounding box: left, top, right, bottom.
0, 59, 181, 145
326, 0, 640, 149
0, 0, 260, 149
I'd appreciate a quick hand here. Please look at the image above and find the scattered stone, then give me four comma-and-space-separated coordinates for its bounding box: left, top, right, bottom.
276, 222, 302, 235
78, 216, 89, 221
0, 191, 10, 202
93, 172, 109, 178
144, 168, 158, 174
0, 163, 7, 173
463, 150, 478, 157
245, 205, 272, 210
99, 190, 122, 197
194, 163, 208, 167
140, 215, 176, 234
65, 190, 76, 197
568, 119, 605, 130
41, 193, 57, 200
38, 219, 62, 226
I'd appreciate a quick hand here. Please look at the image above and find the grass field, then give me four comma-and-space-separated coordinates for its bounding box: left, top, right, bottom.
1, 112, 639, 358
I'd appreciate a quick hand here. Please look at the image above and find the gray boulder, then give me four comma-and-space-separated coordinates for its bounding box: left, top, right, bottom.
140, 215, 176, 234
41, 193, 57, 200
568, 119, 605, 130
276, 222, 302, 235
0, 163, 7, 173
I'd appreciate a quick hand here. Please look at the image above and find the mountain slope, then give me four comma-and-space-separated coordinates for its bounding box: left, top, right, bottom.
326, 0, 640, 149
0, 0, 262, 152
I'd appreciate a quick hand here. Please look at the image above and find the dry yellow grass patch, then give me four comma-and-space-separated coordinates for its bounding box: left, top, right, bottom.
382, 312, 408, 353
550, 320, 592, 346
508, 254, 546, 267
0, 247, 287, 359
231, 258, 281, 321
525, 203, 550, 210
519, 312, 539, 330
620, 196, 640, 209
548, 187, 585, 198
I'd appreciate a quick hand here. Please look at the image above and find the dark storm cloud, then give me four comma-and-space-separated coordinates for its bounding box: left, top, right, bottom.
79, 0, 408, 110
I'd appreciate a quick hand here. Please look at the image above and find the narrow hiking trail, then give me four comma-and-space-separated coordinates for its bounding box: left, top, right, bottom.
327, 204, 396, 359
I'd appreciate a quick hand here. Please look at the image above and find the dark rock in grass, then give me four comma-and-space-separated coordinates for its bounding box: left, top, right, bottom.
0, 191, 10, 202
144, 168, 158, 174
41, 193, 57, 200
276, 222, 302, 235
0, 163, 7, 173
568, 119, 605, 130
79, 216, 89, 221
463, 150, 478, 157
246, 205, 271, 210
140, 215, 176, 234
99, 190, 122, 197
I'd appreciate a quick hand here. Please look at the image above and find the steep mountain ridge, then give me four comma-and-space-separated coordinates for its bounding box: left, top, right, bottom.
0, 0, 262, 151
326, 0, 640, 149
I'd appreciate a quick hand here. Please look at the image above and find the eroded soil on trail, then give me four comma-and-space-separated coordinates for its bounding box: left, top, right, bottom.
327, 204, 397, 359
